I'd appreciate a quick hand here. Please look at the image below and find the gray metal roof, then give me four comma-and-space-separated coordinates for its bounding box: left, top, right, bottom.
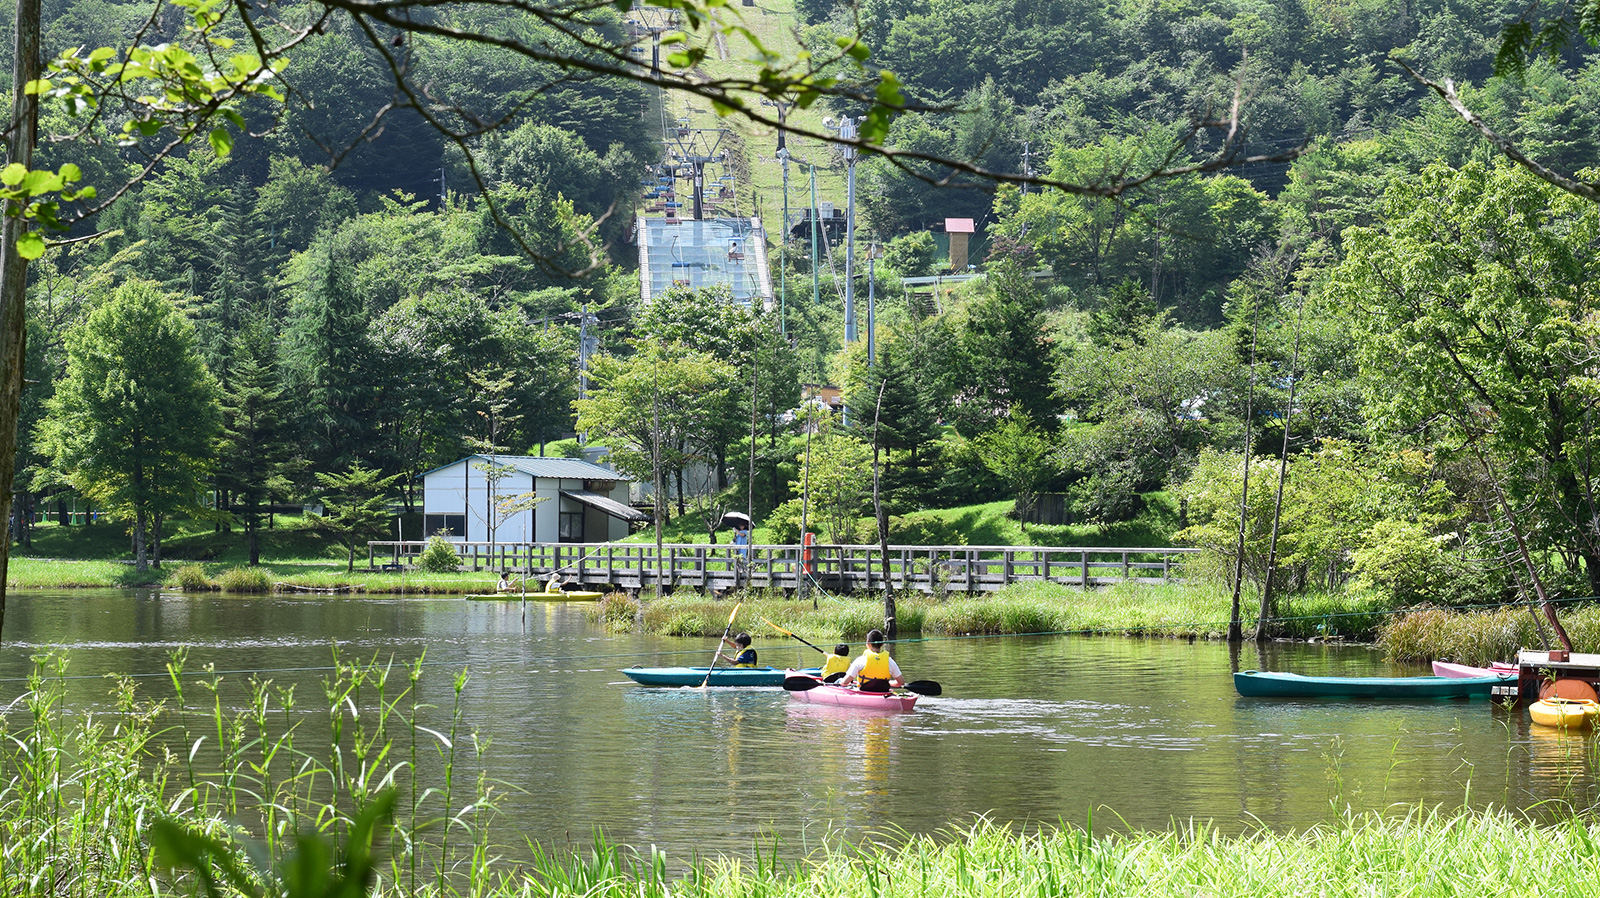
561, 490, 650, 522
418, 455, 632, 481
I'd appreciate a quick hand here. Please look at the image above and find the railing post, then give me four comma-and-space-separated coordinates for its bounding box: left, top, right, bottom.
1123, 551, 1130, 581
1081, 551, 1089, 588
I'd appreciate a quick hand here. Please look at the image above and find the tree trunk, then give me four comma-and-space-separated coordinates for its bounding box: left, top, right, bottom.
1229, 302, 1260, 643
152, 511, 163, 569
0, 0, 41, 641
132, 508, 148, 571
871, 380, 895, 640
1257, 297, 1303, 642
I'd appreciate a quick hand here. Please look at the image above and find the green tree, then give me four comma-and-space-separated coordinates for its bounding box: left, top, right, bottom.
217, 323, 297, 566
951, 241, 1060, 436
794, 418, 873, 544
314, 463, 402, 573
36, 280, 221, 571
1333, 161, 1600, 598
573, 340, 735, 545
973, 407, 1058, 520
282, 235, 376, 473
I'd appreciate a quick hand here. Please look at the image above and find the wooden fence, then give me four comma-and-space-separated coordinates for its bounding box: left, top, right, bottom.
366, 540, 1198, 594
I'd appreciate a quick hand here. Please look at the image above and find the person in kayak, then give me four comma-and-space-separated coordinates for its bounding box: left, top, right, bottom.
496, 571, 522, 593
841, 630, 904, 693
820, 643, 851, 681
719, 632, 758, 667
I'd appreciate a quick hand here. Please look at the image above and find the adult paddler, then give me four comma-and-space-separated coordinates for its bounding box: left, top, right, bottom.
839, 629, 904, 694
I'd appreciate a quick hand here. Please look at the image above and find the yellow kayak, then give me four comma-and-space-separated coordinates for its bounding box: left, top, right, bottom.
1529, 697, 1600, 729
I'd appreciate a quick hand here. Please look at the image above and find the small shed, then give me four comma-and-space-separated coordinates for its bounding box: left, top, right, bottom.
419, 455, 645, 544
945, 218, 975, 271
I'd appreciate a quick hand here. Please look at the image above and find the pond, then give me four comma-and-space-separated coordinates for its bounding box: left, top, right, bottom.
2, 589, 1593, 861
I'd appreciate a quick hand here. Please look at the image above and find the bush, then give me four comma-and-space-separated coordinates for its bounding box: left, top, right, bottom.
173, 564, 216, 591
766, 499, 803, 544
417, 535, 462, 573
217, 566, 273, 593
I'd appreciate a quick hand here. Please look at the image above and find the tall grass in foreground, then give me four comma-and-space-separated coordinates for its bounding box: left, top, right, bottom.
1380, 604, 1600, 663
522, 812, 1600, 898
0, 651, 495, 897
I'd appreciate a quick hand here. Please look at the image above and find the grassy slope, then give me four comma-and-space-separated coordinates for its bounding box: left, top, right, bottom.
658, 0, 849, 251
621, 495, 1182, 547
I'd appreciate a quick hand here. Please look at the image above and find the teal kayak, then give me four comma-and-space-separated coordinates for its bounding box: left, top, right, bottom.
621, 666, 818, 687
1234, 669, 1512, 699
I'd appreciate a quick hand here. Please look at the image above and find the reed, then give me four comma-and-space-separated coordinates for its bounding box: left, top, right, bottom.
605, 582, 1367, 641
1378, 604, 1600, 663
216, 566, 273, 593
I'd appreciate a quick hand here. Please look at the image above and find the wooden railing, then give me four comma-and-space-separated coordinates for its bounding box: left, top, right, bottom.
366, 540, 1199, 594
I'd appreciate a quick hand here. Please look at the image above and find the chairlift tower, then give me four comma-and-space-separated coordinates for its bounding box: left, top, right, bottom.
668, 126, 728, 220
827, 115, 866, 345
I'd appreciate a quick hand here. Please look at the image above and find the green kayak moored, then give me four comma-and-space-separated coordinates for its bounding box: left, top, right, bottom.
1234, 669, 1513, 699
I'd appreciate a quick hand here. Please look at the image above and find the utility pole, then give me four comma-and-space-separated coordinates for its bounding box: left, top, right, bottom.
808, 159, 821, 309
764, 99, 793, 337
1020, 141, 1033, 195
867, 241, 877, 366
830, 115, 864, 344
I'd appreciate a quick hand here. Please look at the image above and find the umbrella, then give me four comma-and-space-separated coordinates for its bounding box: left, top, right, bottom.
719, 511, 753, 530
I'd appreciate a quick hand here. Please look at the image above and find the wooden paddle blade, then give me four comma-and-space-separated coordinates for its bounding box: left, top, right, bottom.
783, 676, 822, 691
904, 680, 942, 696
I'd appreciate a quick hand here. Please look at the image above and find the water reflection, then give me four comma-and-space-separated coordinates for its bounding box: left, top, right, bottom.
2, 589, 1599, 861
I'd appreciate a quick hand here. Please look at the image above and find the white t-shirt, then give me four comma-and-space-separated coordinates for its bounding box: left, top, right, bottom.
845, 653, 902, 682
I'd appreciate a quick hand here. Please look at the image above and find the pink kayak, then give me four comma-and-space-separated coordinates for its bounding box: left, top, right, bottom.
1433, 660, 1516, 678
783, 671, 919, 712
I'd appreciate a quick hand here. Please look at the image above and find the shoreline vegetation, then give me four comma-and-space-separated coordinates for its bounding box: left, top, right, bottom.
6, 652, 1599, 897
12, 552, 1595, 659
10, 513, 1595, 658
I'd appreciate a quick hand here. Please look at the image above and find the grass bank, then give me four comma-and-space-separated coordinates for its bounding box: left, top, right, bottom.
592, 581, 1398, 641
6, 651, 1599, 897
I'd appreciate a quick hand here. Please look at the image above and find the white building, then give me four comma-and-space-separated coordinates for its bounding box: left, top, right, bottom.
419, 455, 644, 544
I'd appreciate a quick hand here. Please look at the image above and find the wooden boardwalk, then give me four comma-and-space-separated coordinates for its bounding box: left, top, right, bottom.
367, 540, 1198, 594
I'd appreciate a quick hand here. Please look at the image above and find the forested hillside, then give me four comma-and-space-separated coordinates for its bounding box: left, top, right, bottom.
11, 0, 1600, 612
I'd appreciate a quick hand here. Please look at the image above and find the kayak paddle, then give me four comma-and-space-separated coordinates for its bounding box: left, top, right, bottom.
699, 602, 742, 689
783, 676, 822, 691
904, 680, 942, 696
760, 616, 827, 655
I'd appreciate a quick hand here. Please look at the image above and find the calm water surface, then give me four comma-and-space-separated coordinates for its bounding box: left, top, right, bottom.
3, 589, 1596, 860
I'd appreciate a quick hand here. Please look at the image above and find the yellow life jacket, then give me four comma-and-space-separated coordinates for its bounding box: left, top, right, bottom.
820, 654, 851, 678
859, 648, 892, 681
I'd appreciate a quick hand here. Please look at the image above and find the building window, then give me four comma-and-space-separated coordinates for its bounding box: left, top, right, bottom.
424, 514, 466, 539
559, 510, 584, 543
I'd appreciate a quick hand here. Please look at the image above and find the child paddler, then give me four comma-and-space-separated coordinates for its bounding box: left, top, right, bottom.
819, 644, 851, 681
840, 629, 904, 693
719, 632, 758, 668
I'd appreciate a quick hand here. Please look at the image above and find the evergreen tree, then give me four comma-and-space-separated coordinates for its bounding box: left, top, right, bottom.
284, 236, 376, 473
218, 323, 297, 566
314, 463, 402, 573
